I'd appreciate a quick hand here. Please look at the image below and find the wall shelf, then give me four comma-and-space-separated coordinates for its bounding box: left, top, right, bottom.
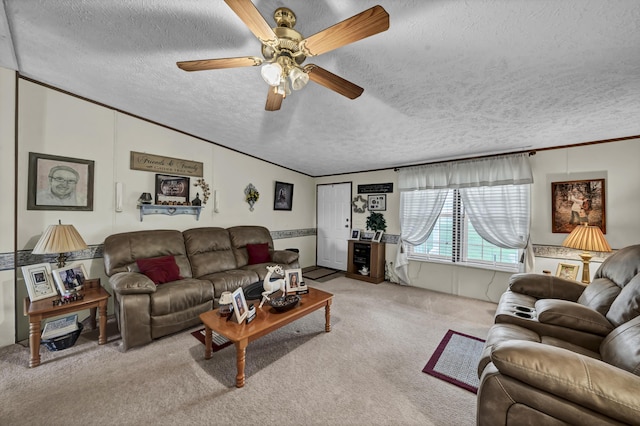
139, 204, 202, 221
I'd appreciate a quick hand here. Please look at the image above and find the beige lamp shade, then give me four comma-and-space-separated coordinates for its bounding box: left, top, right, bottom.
562, 224, 611, 252
562, 224, 611, 284
32, 222, 88, 267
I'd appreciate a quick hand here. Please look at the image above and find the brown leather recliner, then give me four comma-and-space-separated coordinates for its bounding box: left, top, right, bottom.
477, 244, 640, 425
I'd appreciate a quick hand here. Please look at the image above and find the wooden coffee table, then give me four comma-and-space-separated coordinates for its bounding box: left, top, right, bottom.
199, 286, 333, 388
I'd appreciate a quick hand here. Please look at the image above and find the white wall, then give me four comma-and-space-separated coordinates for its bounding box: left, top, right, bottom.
0, 68, 16, 347
5, 77, 316, 344
317, 139, 640, 302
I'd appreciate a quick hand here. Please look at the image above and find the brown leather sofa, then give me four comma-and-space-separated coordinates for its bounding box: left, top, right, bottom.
477, 244, 640, 425
103, 226, 299, 350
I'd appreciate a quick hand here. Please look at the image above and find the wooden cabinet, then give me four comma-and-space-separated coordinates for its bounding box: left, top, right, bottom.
345, 240, 386, 284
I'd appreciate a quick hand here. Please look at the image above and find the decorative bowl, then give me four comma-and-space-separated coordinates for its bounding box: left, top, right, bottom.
269, 295, 301, 313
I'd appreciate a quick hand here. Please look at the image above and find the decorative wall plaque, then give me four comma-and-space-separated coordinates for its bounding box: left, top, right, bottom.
357, 183, 393, 194
130, 151, 203, 177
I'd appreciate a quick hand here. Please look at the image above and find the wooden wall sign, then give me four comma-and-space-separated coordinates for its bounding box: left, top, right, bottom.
357, 183, 393, 194
130, 152, 203, 177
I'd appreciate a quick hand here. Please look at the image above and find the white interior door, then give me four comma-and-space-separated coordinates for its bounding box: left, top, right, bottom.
317, 183, 352, 270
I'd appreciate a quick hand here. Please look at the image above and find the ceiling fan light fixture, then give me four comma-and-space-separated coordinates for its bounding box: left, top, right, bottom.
289, 66, 309, 90
276, 78, 291, 97
261, 62, 283, 86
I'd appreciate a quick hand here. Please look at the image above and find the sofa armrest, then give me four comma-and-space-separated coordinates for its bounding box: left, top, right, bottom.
109, 272, 157, 295
535, 299, 614, 336
491, 340, 640, 424
271, 250, 298, 265
509, 273, 586, 301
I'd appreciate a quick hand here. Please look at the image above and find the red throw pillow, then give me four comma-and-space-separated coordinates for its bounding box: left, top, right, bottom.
136, 255, 182, 285
246, 243, 271, 265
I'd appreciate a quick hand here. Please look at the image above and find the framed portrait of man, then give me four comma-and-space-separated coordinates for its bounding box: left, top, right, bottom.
27, 152, 94, 211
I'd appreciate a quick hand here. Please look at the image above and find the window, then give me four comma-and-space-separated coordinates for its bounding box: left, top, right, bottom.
408, 189, 521, 270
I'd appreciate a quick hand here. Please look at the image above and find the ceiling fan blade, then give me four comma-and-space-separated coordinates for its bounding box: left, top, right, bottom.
300, 5, 389, 57
305, 65, 364, 99
177, 56, 262, 72
265, 87, 283, 111
224, 0, 278, 44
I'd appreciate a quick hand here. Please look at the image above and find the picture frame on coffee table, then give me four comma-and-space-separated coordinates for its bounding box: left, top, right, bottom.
231, 287, 248, 324
285, 268, 306, 294
21, 263, 59, 301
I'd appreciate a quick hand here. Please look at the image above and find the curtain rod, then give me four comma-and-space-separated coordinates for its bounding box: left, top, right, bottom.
393, 150, 536, 172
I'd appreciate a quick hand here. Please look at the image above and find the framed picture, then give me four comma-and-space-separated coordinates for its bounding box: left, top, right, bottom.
368, 194, 386, 211
556, 263, 579, 281
231, 287, 248, 324
27, 152, 94, 211
21, 263, 59, 301
350, 229, 361, 240
274, 181, 294, 211
551, 179, 605, 233
372, 230, 384, 243
52, 264, 88, 296
155, 174, 190, 204
285, 268, 304, 293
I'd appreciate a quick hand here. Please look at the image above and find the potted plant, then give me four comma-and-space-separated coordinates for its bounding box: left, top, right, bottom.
366, 211, 387, 232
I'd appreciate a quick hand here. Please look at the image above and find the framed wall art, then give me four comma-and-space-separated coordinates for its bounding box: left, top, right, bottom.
556, 263, 579, 281
155, 174, 190, 204
274, 181, 294, 211
52, 264, 88, 296
27, 152, 94, 211
551, 179, 605, 233
21, 263, 59, 301
368, 194, 386, 211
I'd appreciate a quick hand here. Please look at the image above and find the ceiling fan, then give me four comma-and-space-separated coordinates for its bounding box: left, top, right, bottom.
177, 0, 390, 111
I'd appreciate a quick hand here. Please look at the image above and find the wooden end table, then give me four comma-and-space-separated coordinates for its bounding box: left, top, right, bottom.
24, 278, 110, 368
199, 286, 333, 388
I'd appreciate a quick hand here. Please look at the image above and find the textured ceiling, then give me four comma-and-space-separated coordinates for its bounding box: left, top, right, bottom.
2, 0, 639, 176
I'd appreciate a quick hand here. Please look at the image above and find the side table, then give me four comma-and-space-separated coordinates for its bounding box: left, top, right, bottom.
24, 278, 110, 367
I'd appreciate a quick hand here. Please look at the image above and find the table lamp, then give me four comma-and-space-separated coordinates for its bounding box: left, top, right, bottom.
562, 223, 611, 284
32, 220, 88, 268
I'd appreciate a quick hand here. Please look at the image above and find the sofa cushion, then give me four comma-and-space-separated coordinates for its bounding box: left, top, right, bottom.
150, 278, 214, 316
535, 299, 613, 336
606, 274, 640, 327
577, 278, 621, 315
136, 255, 182, 285
247, 243, 271, 264
600, 316, 640, 376
183, 227, 237, 277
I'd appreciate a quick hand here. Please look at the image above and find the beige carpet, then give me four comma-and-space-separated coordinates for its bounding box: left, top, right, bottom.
0, 277, 497, 426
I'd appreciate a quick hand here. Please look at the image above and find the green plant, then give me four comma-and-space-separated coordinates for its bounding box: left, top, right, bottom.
366, 211, 387, 232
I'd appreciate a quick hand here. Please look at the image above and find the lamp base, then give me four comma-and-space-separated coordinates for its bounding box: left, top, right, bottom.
56, 252, 68, 268
579, 252, 592, 284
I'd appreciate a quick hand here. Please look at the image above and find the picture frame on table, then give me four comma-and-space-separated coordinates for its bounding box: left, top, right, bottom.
52, 264, 88, 296
551, 178, 605, 234
556, 263, 579, 281
21, 263, 59, 301
27, 152, 94, 211
368, 194, 386, 211
155, 174, 190, 205
350, 229, 361, 240
274, 181, 294, 211
285, 268, 306, 294
372, 230, 384, 243
231, 287, 248, 324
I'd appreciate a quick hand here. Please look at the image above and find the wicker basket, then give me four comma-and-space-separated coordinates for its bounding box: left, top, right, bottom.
41, 322, 83, 351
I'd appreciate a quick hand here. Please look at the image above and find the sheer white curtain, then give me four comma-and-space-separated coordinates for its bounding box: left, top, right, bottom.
395, 153, 533, 284
459, 185, 533, 271
395, 189, 448, 285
